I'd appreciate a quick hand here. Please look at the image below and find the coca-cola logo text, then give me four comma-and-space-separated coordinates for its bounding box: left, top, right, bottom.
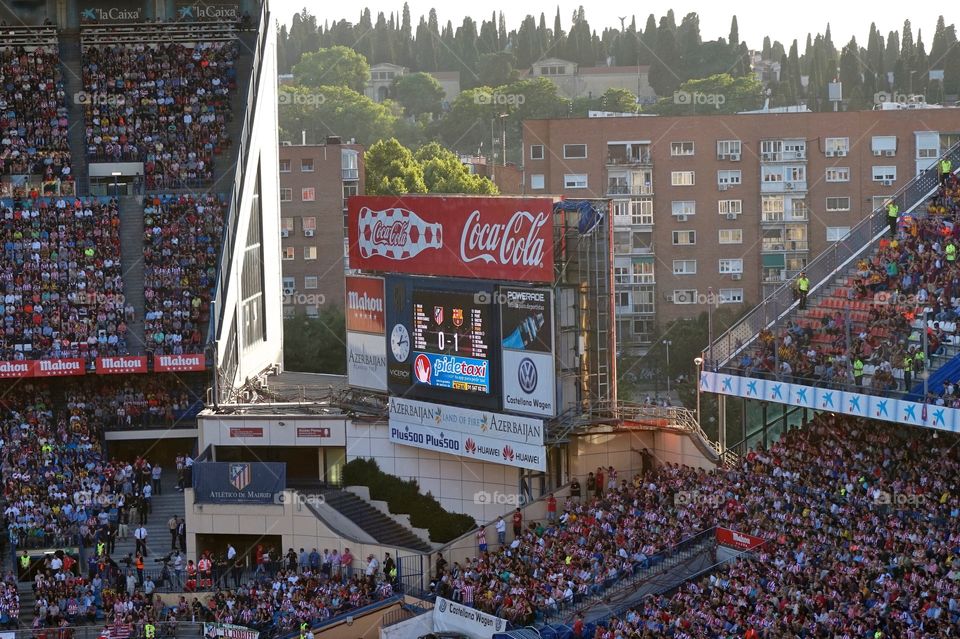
372, 220, 410, 247
460, 210, 548, 270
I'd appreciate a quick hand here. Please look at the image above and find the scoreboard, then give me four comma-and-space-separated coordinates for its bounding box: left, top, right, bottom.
411, 289, 491, 393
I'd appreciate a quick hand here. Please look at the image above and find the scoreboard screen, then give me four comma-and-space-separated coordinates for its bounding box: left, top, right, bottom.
411, 289, 491, 393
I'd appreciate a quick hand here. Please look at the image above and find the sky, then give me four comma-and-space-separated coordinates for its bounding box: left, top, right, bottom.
272, 0, 947, 50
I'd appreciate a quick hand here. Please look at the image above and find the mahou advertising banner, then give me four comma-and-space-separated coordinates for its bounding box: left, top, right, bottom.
348, 196, 556, 282
96, 356, 148, 375
715, 527, 766, 551
154, 353, 206, 372
345, 276, 385, 334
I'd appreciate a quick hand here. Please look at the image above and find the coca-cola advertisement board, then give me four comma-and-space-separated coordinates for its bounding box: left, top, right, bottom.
345, 276, 385, 334
347, 196, 556, 282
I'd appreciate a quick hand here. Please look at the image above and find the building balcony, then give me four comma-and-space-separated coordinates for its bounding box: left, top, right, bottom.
759, 150, 807, 162
607, 184, 654, 196
761, 241, 809, 252
342, 168, 359, 180
607, 154, 652, 166
761, 181, 807, 193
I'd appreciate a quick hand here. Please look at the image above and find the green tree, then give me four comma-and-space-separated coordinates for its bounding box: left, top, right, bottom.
283, 308, 346, 374
364, 138, 428, 194
651, 73, 762, 115
415, 142, 499, 194
278, 85, 396, 146
599, 87, 638, 112
648, 17, 681, 96
292, 46, 370, 92
437, 88, 496, 156
392, 72, 445, 117
477, 52, 519, 87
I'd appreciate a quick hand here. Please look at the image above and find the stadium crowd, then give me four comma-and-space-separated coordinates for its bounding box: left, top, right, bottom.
142, 194, 224, 355
81, 40, 237, 189
586, 412, 960, 638
0, 197, 127, 362
65, 376, 203, 429
0, 46, 72, 184
737, 173, 960, 397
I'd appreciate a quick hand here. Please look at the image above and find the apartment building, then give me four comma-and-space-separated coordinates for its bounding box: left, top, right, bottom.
278, 139, 364, 318
522, 108, 960, 353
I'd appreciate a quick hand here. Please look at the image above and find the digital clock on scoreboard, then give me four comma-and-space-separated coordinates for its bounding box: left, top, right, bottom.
411, 289, 491, 393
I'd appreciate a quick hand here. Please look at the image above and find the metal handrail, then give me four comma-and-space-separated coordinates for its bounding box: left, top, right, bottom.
705, 142, 960, 369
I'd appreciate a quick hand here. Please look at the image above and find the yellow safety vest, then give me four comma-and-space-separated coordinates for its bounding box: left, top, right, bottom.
797, 277, 809, 292
887, 204, 899, 218
97, 542, 106, 556
948, 245, 957, 261
145, 624, 155, 639
941, 159, 952, 174
19, 555, 29, 568
854, 360, 864, 374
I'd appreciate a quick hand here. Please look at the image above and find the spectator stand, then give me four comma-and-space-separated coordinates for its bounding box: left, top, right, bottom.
0, 27, 73, 198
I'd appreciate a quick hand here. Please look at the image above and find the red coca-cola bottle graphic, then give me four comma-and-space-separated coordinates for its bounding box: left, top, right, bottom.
357, 206, 443, 260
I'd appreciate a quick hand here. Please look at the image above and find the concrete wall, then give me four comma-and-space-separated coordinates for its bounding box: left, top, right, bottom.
184, 488, 405, 565
379, 613, 432, 639
316, 602, 404, 639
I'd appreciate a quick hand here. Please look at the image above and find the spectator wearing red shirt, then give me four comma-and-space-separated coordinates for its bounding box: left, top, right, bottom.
546, 493, 557, 523
511, 508, 522, 538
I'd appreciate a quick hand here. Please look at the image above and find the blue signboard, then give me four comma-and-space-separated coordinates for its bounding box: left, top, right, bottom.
412, 352, 490, 392
192, 462, 286, 504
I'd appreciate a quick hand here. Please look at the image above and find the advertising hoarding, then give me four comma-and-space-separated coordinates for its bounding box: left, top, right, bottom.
388, 396, 545, 471
348, 195, 555, 282
345, 276, 387, 391
192, 462, 286, 504
499, 287, 556, 417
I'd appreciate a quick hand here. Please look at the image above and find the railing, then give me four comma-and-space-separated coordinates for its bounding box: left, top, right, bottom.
541, 526, 717, 624
705, 142, 960, 369
0, 622, 203, 639
207, 0, 269, 376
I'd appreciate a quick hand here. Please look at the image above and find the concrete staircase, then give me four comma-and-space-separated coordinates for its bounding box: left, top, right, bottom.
320, 489, 431, 552
110, 475, 184, 562
118, 195, 147, 355
59, 33, 89, 195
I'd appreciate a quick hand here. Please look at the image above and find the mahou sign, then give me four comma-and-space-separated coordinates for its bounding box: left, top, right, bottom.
345, 276, 385, 334
96, 356, 148, 374
154, 354, 206, 372
348, 196, 555, 282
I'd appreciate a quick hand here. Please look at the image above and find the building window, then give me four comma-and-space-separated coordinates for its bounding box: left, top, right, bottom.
614, 266, 630, 284
718, 199, 742, 215
826, 197, 851, 212
717, 170, 742, 186
719, 229, 743, 244
563, 144, 587, 159
530, 145, 545, 160
826, 167, 850, 182
303, 246, 317, 260
633, 260, 655, 283
672, 230, 696, 245
671, 171, 695, 186
760, 140, 782, 161
279, 159, 291, 173
762, 166, 784, 182
718, 288, 744, 304
302, 217, 316, 234
671, 289, 697, 304
301, 158, 314, 172
719, 259, 743, 274
304, 276, 318, 289
826, 226, 851, 242
282, 247, 295, 260
280, 188, 292, 202
871, 136, 897, 155
762, 196, 784, 221
531, 174, 545, 189
671, 201, 695, 216
280, 217, 294, 237
670, 141, 695, 156
825, 137, 850, 155
612, 200, 630, 225
306, 305, 320, 318
615, 291, 630, 308
631, 199, 653, 225
282, 277, 295, 294
673, 259, 696, 275
343, 182, 358, 207
302, 188, 315, 202
341, 149, 359, 180
716, 140, 741, 159
564, 174, 588, 189
872, 166, 897, 182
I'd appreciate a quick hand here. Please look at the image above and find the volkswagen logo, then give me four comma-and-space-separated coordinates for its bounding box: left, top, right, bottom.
437, 599, 447, 613
518, 357, 538, 393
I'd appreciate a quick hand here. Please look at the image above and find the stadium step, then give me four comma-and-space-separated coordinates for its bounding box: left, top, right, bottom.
319, 489, 432, 552
59, 34, 89, 195
118, 195, 147, 355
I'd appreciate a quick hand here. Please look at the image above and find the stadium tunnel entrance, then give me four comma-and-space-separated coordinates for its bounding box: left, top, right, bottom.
214, 445, 345, 484
106, 436, 196, 467
194, 533, 282, 570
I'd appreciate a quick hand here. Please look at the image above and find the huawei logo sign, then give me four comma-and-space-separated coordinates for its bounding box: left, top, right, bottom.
464, 438, 477, 454
502, 445, 515, 461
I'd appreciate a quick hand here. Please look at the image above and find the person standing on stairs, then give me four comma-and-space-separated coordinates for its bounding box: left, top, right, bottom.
134, 524, 148, 556
177, 517, 187, 553
887, 200, 899, 238
152, 464, 162, 496
796, 272, 810, 310
168, 515, 179, 550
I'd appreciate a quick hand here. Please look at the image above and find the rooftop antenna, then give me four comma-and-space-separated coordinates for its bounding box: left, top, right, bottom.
618, 16, 626, 31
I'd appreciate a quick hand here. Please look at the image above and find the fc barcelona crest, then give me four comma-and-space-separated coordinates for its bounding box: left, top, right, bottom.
452, 308, 464, 327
